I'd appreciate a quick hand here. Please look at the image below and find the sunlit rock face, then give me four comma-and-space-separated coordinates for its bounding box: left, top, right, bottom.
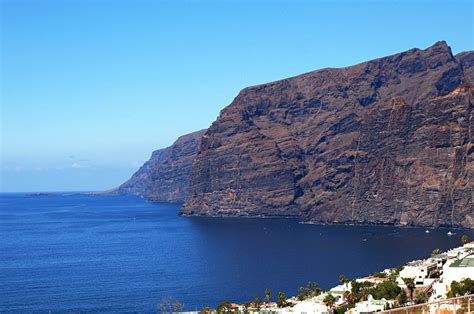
181, 42, 473, 228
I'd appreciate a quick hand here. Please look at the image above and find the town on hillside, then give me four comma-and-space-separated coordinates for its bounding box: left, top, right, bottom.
173, 239, 473, 314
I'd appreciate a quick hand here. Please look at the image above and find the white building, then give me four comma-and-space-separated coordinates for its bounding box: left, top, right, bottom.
329, 283, 352, 304
444, 244, 471, 260
431, 253, 448, 268
346, 295, 394, 314
280, 300, 329, 314
430, 253, 474, 300
442, 255, 474, 287
464, 241, 474, 249
397, 259, 438, 285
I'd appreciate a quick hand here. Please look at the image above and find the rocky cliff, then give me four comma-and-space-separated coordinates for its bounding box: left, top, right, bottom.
456, 51, 474, 81
108, 129, 206, 202
181, 42, 474, 228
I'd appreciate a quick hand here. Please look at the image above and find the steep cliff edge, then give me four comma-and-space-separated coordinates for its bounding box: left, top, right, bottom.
456, 51, 474, 81
181, 42, 473, 228
107, 129, 206, 202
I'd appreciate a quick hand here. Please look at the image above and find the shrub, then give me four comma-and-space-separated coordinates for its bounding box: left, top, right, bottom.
416, 291, 428, 304
447, 278, 474, 297
370, 279, 401, 300
216, 301, 232, 313
461, 235, 470, 244
373, 272, 387, 278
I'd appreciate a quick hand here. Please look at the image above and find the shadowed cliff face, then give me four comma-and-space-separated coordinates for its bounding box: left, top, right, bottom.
181, 42, 474, 228
456, 51, 474, 82
109, 129, 206, 202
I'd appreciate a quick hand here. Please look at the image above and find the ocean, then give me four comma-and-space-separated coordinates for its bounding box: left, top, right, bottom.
1, 193, 472, 312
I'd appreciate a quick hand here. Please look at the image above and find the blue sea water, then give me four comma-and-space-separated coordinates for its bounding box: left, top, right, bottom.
1, 193, 472, 312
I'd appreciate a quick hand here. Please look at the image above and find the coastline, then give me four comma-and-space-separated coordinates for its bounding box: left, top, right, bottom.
203, 242, 474, 313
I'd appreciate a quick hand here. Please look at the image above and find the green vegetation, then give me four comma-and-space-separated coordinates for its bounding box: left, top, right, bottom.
388, 268, 401, 282
370, 279, 401, 300
343, 273, 402, 308
210, 259, 472, 313
334, 303, 355, 314
264, 288, 272, 303
461, 234, 470, 244
396, 289, 407, 306
216, 301, 233, 313
431, 248, 442, 257
372, 271, 387, 278
297, 281, 321, 301
447, 278, 474, 297
323, 293, 336, 309
349, 280, 374, 303
339, 275, 350, 284
402, 277, 415, 302
416, 291, 428, 304
277, 292, 290, 308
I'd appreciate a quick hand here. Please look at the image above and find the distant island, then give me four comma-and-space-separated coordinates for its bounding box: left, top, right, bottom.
104, 41, 474, 229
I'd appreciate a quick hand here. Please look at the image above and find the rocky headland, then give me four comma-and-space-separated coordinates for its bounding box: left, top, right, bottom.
111, 41, 474, 228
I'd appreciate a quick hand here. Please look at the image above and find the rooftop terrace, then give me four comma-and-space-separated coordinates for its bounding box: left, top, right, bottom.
450, 257, 474, 268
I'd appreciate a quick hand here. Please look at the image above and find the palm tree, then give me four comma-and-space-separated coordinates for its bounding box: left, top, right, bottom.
343, 290, 354, 304
397, 290, 407, 306
277, 292, 287, 308
461, 235, 470, 244
402, 277, 416, 302
431, 248, 442, 257
323, 294, 336, 312
264, 288, 272, 303
298, 281, 321, 300
339, 275, 350, 288
216, 301, 232, 313
416, 291, 428, 304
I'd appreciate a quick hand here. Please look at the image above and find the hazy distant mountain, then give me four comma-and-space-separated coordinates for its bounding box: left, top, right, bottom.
105, 129, 205, 202
180, 41, 473, 228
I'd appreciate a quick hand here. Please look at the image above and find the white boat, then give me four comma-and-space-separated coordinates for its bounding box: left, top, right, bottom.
425, 230, 430, 233
447, 231, 454, 236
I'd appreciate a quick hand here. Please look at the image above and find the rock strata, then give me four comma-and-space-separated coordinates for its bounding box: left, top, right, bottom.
181, 42, 474, 228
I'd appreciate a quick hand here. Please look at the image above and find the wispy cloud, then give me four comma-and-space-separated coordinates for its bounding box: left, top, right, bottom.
71, 162, 88, 169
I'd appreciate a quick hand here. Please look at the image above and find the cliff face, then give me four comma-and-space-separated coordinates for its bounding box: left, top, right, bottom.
110, 129, 206, 202
181, 42, 474, 228
456, 51, 474, 82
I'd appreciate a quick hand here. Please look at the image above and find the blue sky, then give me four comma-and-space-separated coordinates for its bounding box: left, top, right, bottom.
1, 0, 473, 192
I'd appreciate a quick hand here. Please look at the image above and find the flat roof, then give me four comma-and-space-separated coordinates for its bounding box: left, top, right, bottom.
407, 260, 436, 267
450, 258, 474, 268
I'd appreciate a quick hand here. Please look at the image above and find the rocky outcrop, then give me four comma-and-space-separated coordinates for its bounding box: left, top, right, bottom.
456, 51, 474, 82
181, 42, 474, 228
107, 129, 206, 202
